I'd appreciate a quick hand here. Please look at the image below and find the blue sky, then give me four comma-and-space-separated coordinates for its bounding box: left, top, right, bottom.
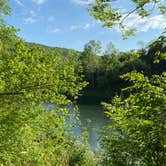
5, 0, 166, 52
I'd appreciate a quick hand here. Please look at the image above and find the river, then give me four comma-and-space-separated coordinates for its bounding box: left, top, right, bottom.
44, 103, 110, 149
75, 105, 109, 149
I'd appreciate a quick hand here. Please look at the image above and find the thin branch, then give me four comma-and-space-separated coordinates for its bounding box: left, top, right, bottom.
119, 1, 157, 29
119, 6, 141, 29
0, 92, 24, 96
23, 83, 55, 90
0, 83, 56, 97
149, 2, 156, 13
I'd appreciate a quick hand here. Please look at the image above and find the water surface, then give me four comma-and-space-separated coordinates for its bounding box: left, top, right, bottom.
44, 103, 110, 148
78, 105, 109, 148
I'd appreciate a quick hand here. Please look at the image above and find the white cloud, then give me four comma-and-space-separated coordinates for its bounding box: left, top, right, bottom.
122, 14, 166, 32
83, 23, 95, 29
23, 10, 37, 24
24, 17, 37, 24
14, 0, 24, 7
30, 10, 36, 17
32, 0, 46, 5
70, 22, 95, 31
50, 28, 61, 33
71, 0, 94, 5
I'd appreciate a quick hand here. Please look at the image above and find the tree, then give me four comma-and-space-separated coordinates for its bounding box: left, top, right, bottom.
87, 1, 166, 165
80, 40, 101, 88
88, 0, 166, 37
101, 71, 166, 165
88, 1, 166, 158
0, 0, 11, 21
104, 41, 118, 56
84, 40, 101, 55
0, 1, 93, 165
0, 31, 88, 164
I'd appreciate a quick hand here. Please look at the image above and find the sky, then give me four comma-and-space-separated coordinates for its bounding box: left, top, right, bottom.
5, 0, 166, 52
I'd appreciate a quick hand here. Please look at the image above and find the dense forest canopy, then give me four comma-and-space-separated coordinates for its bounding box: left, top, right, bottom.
79, 36, 166, 104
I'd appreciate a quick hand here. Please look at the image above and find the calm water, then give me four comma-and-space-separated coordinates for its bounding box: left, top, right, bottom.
78, 105, 109, 148
44, 103, 110, 149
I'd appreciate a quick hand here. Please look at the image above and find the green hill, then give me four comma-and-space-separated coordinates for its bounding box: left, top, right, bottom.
26, 42, 80, 56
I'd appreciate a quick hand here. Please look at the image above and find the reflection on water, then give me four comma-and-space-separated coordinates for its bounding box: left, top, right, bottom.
78, 105, 109, 149
43, 103, 110, 149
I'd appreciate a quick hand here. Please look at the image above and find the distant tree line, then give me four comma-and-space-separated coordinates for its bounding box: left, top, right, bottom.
78, 37, 166, 104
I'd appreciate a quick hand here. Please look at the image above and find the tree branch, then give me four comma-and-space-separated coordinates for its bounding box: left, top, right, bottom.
119, 6, 141, 28
0, 83, 56, 97
0, 92, 24, 96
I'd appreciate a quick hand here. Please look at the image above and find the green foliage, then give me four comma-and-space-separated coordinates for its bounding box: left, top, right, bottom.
79, 40, 100, 88
0, 0, 11, 23
101, 71, 166, 165
1, 1, 166, 165
68, 142, 98, 166
0, 23, 89, 165
88, 0, 122, 28
104, 42, 119, 56
79, 37, 166, 104
88, 0, 166, 36
26, 42, 80, 57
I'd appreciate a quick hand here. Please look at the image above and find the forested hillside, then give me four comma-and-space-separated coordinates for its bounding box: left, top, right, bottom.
26, 42, 80, 57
